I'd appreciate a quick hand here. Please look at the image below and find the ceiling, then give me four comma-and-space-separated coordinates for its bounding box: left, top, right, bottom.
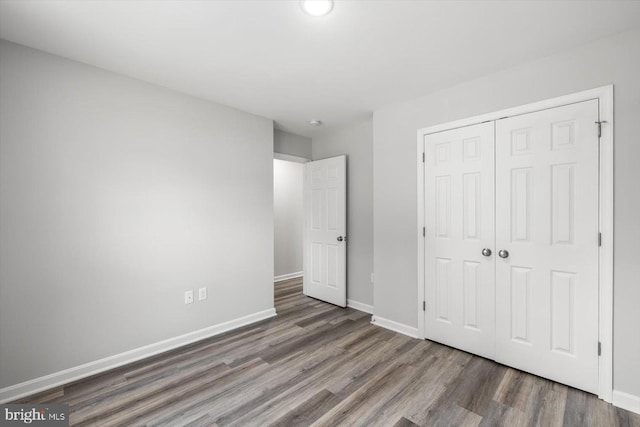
1, 1, 640, 137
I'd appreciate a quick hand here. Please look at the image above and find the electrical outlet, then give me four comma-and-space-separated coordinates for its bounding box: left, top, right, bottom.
198, 287, 207, 301
371, 272, 375, 284
184, 290, 194, 304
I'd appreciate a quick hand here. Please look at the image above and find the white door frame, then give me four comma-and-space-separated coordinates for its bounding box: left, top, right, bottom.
274, 152, 311, 164
416, 85, 614, 402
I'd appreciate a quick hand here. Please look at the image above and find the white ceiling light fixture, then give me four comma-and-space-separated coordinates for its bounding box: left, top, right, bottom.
300, 0, 334, 17
309, 119, 323, 126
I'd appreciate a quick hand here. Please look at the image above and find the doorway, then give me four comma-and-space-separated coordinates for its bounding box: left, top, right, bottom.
273, 156, 306, 287
273, 153, 348, 308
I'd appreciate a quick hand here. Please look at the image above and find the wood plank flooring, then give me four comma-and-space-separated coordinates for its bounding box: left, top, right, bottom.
17, 277, 640, 426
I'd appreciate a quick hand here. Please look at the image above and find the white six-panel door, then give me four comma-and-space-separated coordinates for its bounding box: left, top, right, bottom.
495, 100, 600, 393
424, 100, 600, 394
424, 122, 496, 359
304, 156, 347, 307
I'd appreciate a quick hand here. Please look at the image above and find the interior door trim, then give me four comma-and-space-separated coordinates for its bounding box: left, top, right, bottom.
416, 85, 614, 403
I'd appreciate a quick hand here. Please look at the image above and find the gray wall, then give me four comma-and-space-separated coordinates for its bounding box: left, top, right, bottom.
373, 28, 640, 396
274, 129, 312, 159
313, 118, 374, 306
0, 40, 274, 388
273, 159, 304, 278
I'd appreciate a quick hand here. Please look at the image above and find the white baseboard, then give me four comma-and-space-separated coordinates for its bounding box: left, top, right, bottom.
371, 315, 418, 339
274, 271, 303, 282
0, 308, 277, 403
347, 299, 374, 314
613, 390, 640, 415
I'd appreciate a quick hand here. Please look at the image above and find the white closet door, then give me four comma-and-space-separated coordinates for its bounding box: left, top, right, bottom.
424, 122, 495, 359
304, 156, 347, 307
495, 100, 600, 393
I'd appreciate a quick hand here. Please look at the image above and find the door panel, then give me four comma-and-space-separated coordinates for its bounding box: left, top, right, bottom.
495, 100, 599, 393
304, 156, 346, 307
424, 122, 495, 359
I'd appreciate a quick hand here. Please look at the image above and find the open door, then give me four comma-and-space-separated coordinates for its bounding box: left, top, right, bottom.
303, 155, 347, 307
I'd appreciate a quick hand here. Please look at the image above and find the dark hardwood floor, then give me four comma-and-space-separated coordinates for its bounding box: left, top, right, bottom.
18, 277, 640, 426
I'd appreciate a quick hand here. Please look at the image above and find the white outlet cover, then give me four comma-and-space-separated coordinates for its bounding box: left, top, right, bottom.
185, 290, 194, 304
198, 287, 207, 301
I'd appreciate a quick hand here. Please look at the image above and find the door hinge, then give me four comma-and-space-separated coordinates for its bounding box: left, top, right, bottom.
423, 301, 426, 311
423, 227, 426, 237
422, 152, 425, 163
595, 121, 607, 138
598, 341, 602, 356
598, 232, 602, 247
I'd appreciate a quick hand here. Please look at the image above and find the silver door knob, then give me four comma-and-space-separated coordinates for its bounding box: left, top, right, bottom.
481, 248, 492, 257
337, 236, 344, 242
498, 249, 509, 259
